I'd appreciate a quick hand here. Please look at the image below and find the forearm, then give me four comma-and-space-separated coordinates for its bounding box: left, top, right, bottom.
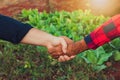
20, 28, 57, 47
84, 14, 120, 49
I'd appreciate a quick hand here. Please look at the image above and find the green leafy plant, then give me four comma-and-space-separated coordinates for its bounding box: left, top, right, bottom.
109, 38, 120, 50
21, 9, 109, 41
114, 51, 120, 61
78, 47, 113, 72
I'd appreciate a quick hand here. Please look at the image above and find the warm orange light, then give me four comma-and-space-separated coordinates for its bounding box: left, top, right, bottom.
91, 0, 108, 9
87, 0, 119, 15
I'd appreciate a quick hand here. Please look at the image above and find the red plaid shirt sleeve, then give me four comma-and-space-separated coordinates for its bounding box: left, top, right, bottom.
84, 14, 120, 49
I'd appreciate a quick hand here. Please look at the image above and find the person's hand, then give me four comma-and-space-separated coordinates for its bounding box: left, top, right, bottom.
57, 36, 88, 62
57, 36, 76, 62
61, 36, 88, 56
47, 36, 76, 62
47, 37, 67, 59
58, 55, 75, 62
47, 36, 88, 62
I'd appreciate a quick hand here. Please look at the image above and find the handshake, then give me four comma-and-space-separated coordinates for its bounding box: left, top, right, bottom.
20, 28, 88, 62
47, 36, 88, 62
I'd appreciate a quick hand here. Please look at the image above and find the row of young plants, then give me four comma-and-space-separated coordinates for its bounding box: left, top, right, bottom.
0, 9, 120, 79
20, 9, 120, 71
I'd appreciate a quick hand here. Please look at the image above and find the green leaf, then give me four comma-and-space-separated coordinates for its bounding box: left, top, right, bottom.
86, 50, 97, 64
97, 52, 112, 65
95, 47, 105, 58
93, 65, 107, 72
114, 51, 120, 61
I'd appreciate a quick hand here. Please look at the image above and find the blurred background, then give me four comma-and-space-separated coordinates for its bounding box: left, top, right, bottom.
0, 0, 120, 16
0, 0, 120, 80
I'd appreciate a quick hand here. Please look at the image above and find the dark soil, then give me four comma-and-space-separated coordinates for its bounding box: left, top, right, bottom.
105, 62, 120, 80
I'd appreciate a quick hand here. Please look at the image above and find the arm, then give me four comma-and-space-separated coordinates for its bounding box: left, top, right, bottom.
48, 14, 120, 62
85, 14, 120, 50
0, 14, 67, 56
20, 28, 67, 54
62, 14, 120, 56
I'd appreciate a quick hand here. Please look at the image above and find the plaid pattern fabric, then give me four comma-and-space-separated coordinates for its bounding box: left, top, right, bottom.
84, 14, 120, 49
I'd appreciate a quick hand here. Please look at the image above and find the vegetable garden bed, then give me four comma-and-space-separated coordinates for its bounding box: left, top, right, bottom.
15, 9, 120, 79
0, 8, 120, 80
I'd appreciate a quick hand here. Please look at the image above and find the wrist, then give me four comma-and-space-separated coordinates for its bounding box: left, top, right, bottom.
75, 39, 88, 54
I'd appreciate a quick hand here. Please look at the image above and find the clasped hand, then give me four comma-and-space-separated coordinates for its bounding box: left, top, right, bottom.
47, 36, 88, 62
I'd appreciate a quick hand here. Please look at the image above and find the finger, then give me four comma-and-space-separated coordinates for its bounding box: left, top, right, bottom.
63, 55, 71, 61
70, 55, 76, 59
58, 55, 76, 62
51, 54, 59, 59
58, 57, 61, 62
51, 51, 64, 59
58, 56, 66, 62
48, 45, 61, 54
58, 55, 71, 62
53, 56, 59, 59
47, 45, 55, 54
51, 52, 62, 56
59, 37, 67, 54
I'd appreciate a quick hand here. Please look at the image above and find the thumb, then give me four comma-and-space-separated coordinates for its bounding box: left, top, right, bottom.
59, 37, 67, 53
61, 36, 73, 44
